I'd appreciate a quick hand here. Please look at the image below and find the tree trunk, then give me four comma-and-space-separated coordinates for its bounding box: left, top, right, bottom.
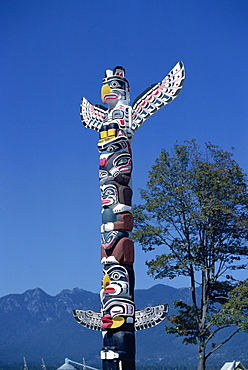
198, 337, 206, 370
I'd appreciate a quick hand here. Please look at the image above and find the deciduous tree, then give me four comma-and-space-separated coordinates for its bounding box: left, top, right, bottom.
133, 140, 248, 370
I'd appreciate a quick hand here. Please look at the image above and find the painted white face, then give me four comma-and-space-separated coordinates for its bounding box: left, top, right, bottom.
101, 74, 130, 107
102, 266, 129, 297
100, 184, 118, 207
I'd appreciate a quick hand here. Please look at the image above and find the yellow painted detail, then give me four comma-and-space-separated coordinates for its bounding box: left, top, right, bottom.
107, 128, 116, 137
102, 274, 111, 290
101, 84, 111, 103
109, 316, 125, 329
100, 131, 108, 139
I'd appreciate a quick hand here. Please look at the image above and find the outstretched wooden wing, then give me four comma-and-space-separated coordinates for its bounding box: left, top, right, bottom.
73, 309, 102, 331
135, 304, 168, 331
131, 61, 185, 131
80, 97, 107, 131
73, 304, 168, 332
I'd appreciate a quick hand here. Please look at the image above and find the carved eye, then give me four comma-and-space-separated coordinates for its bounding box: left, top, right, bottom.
110, 81, 120, 88
116, 157, 128, 165
110, 305, 123, 316
107, 145, 115, 152
112, 272, 121, 280
110, 270, 126, 281
102, 185, 116, 196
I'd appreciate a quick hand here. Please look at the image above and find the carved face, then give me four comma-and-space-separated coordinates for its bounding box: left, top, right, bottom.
100, 264, 134, 308
99, 140, 130, 154
101, 66, 130, 107
101, 79, 130, 105
100, 181, 132, 213
114, 153, 132, 174
99, 151, 132, 185
100, 184, 118, 207
101, 298, 135, 329
101, 265, 130, 297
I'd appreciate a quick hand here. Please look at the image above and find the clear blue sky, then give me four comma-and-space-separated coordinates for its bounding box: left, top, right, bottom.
1, 0, 248, 298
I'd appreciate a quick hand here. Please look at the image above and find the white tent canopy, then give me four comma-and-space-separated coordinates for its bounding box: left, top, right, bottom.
57, 363, 75, 370
220, 361, 247, 370
57, 358, 99, 370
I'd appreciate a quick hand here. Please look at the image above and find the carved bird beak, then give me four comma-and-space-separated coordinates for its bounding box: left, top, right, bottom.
101, 84, 111, 103
109, 316, 125, 329
102, 274, 111, 290
101, 315, 125, 329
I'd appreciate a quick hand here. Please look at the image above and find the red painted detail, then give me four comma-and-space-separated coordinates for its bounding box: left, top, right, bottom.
102, 198, 111, 205
101, 237, 116, 250
104, 94, 118, 101
117, 130, 126, 138
127, 141, 132, 155
104, 287, 116, 294
100, 158, 107, 167
101, 315, 113, 329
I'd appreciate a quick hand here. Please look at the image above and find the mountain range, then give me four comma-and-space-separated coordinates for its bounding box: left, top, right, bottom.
0, 284, 247, 368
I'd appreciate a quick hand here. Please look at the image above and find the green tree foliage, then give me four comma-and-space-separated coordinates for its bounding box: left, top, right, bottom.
133, 140, 248, 370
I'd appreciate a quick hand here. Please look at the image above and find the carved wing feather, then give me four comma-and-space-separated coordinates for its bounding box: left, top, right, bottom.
73, 309, 102, 331
73, 304, 168, 332
80, 97, 107, 131
135, 304, 168, 331
131, 61, 185, 131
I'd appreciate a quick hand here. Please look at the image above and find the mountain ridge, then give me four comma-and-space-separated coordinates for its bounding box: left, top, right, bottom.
0, 284, 247, 368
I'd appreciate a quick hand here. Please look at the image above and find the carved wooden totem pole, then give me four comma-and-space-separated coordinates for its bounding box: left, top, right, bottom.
74, 62, 185, 370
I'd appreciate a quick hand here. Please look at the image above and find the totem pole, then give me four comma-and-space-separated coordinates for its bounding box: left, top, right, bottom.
74, 62, 185, 370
